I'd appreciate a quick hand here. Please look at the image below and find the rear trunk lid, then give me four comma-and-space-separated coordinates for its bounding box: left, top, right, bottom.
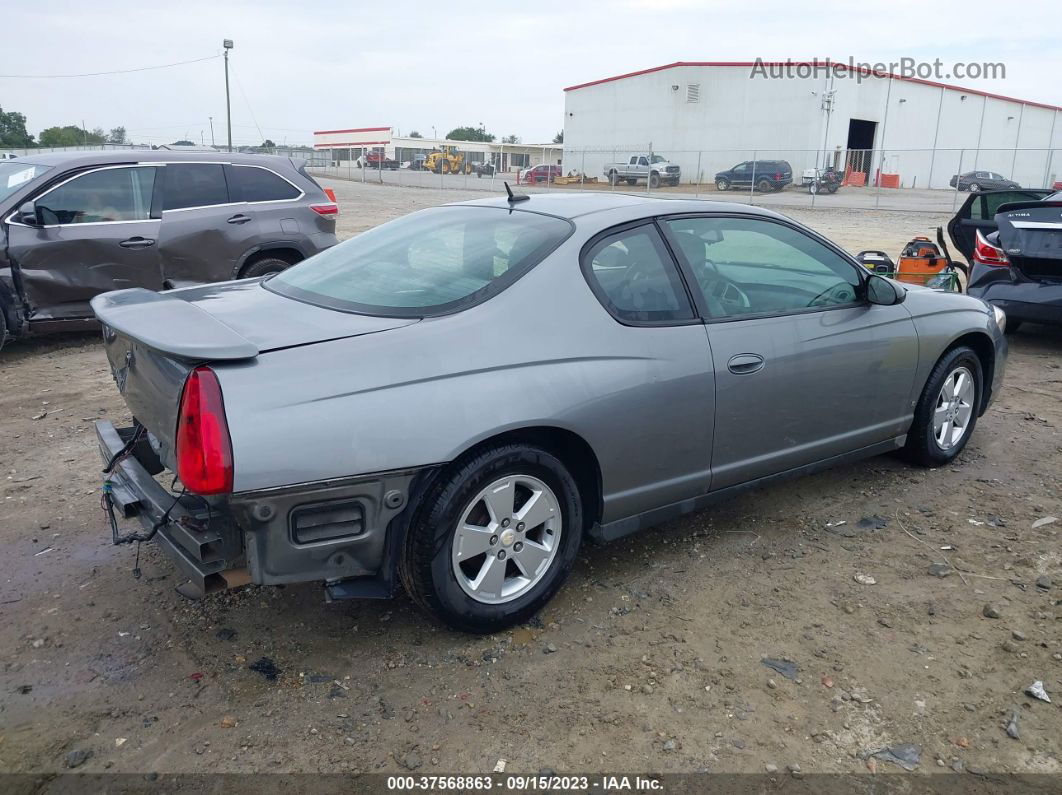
996, 201, 1062, 282
91, 280, 417, 466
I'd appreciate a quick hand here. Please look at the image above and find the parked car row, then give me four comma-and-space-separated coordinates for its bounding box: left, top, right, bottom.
0, 151, 338, 347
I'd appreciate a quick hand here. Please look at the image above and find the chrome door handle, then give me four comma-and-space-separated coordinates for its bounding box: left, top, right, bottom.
118, 237, 155, 249
727, 353, 765, 374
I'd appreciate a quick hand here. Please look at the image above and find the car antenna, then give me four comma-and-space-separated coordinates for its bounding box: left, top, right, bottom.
504, 182, 530, 203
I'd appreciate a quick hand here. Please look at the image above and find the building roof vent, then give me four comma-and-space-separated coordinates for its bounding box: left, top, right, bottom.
686, 83, 701, 103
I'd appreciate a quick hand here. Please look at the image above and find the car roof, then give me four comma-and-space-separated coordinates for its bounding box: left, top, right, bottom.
452, 191, 789, 222
8, 150, 301, 170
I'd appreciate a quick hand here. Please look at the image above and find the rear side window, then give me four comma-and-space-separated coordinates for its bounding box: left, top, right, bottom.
162, 164, 228, 210
267, 205, 572, 316
582, 224, 693, 324
230, 165, 300, 202
35, 166, 156, 225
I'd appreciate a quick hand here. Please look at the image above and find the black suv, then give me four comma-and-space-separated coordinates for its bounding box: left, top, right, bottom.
715, 160, 793, 192
0, 151, 338, 347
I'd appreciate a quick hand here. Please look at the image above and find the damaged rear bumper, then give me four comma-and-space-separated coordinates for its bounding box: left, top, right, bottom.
96, 420, 428, 599
97, 421, 242, 596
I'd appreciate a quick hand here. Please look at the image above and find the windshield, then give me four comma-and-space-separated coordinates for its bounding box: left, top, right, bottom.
0, 162, 51, 203
650, 155, 667, 163
267, 205, 573, 316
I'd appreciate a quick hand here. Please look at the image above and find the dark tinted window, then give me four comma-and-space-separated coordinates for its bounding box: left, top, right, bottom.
583, 224, 693, 324
230, 165, 300, 202
268, 206, 572, 316
36, 166, 156, 225
162, 164, 228, 210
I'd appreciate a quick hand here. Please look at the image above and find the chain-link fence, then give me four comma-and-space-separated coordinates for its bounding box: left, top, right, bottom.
307, 145, 1061, 214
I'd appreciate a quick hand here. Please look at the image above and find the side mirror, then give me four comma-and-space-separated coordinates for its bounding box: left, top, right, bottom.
17, 201, 40, 226
866, 273, 906, 306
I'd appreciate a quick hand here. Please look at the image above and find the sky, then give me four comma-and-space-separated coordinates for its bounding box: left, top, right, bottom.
2, 0, 1060, 148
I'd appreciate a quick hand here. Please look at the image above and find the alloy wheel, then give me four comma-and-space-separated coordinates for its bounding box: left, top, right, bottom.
933, 366, 975, 450
451, 474, 562, 604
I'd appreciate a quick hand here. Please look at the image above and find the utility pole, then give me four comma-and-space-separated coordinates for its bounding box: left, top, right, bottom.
223, 39, 234, 152
209, 116, 215, 148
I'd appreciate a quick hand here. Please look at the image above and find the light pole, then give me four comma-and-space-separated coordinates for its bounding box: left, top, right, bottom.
223, 39, 234, 152
209, 116, 215, 148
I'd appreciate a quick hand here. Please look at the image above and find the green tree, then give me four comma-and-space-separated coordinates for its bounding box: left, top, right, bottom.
39, 125, 105, 147
408, 130, 423, 138
170, 139, 195, 146
552, 130, 563, 144
0, 107, 34, 147
259, 139, 276, 149
108, 127, 127, 145
446, 125, 495, 143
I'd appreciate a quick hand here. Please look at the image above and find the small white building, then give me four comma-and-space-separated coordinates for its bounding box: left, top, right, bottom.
562, 61, 1062, 189
312, 126, 562, 173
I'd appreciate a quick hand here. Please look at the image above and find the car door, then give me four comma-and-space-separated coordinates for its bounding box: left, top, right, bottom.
947, 189, 1050, 261
661, 214, 918, 489
4, 164, 162, 321
225, 163, 305, 259
579, 222, 716, 520
730, 162, 750, 187
156, 162, 260, 285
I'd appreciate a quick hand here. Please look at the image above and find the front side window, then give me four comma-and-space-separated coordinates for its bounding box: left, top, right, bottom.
664, 216, 861, 319
36, 166, 155, 225
162, 163, 228, 211
583, 224, 693, 324
230, 166, 300, 203
267, 206, 572, 316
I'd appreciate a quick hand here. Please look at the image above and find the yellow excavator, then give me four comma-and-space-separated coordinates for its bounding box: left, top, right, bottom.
424, 145, 472, 175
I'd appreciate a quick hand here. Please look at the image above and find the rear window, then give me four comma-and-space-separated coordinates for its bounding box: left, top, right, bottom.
162, 163, 228, 210
267, 205, 573, 316
230, 165, 300, 202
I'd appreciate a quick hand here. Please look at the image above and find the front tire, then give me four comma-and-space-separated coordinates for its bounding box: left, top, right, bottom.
903, 346, 983, 467
400, 444, 583, 634
716, 178, 730, 191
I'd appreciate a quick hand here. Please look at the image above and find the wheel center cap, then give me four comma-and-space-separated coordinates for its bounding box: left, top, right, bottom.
499, 528, 516, 547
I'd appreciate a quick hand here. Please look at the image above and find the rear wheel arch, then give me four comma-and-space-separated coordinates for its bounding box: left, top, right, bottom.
235, 247, 303, 279
444, 426, 603, 533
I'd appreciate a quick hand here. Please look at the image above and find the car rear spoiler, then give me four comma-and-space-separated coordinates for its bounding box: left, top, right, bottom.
90, 288, 259, 361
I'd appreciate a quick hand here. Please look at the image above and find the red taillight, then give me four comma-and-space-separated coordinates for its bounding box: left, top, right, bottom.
176, 367, 233, 495
973, 229, 1010, 267
310, 202, 339, 217
774, 172, 782, 180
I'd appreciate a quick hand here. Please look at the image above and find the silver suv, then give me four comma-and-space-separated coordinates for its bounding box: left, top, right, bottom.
0, 151, 338, 346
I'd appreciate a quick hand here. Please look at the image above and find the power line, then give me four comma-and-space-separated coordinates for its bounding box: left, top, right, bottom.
0, 54, 221, 79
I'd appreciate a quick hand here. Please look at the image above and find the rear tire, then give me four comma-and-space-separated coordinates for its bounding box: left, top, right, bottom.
756, 178, 772, 192
609, 170, 620, 186
903, 346, 983, 467
399, 444, 583, 634
240, 255, 292, 279
968, 183, 980, 192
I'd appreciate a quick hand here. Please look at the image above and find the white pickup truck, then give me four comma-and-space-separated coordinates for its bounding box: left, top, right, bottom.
604, 154, 680, 188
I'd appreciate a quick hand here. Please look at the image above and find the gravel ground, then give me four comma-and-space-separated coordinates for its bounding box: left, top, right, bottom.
1, 180, 1059, 779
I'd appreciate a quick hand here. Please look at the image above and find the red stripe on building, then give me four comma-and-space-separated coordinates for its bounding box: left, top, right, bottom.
313, 126, 392, 135
563, 61, 1062, 112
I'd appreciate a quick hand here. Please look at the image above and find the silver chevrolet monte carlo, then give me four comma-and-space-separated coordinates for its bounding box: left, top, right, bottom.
93, 191, 1007, 633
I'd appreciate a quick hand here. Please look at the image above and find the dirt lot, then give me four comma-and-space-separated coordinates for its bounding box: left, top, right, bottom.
1, 180, 1060, 780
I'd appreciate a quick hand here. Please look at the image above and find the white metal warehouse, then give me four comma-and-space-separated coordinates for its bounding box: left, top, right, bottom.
561, 61, 1062, 190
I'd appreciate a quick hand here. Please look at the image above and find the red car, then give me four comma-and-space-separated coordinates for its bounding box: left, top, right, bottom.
520, 164, 562, 184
